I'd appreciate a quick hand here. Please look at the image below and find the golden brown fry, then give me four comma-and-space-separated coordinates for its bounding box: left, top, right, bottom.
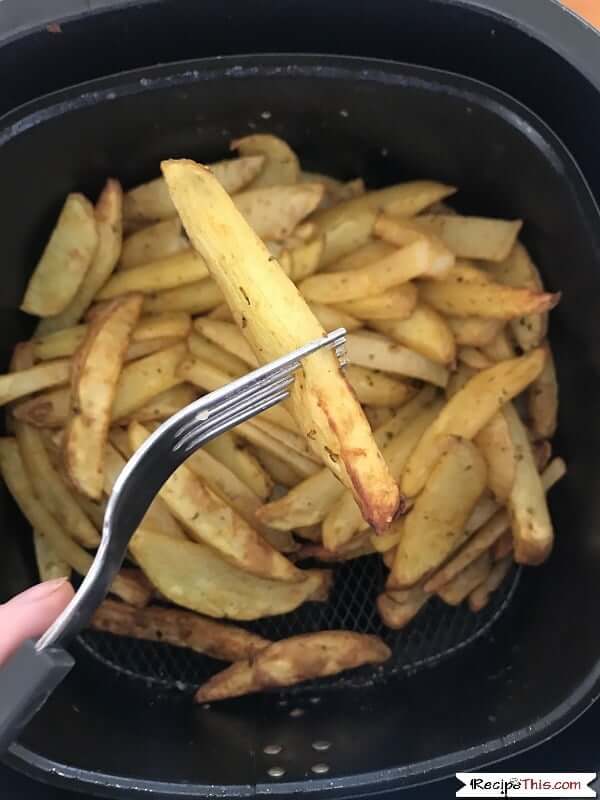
447, 316, 504, 347
234, 421, 320, 478
0, 438, 150, 607
412, 214, 522, 261
297, 534, 374, 563
22, 193, 98, 317
323, 239, 395, 272
112, 342, 187, 420
204, 432, 272, 500
232, 184, 324, 240
373, 306, 456, 365
187, 332, 248, 377
458, 347, 494, 370
65, 293, 143, 499
130, 527, 331, 620
468, 556, 513, 612
129, 421, 303, 583
193, 319, 258, 368
253, 447, 303, 489
194, 631, 390, 701
308, 303, 362, 332
119, 218, 189, 270
279, 238, 324, 282
437, 551, 493, 605
481, 328, 516, 362
344, 365, 414, 408
116, 383, 197, 425
36, 180, 123, 333
257, 467, 344, 530
97, 250, 208, 300
143, 278, 223, 314
401, 348, 546, 497
13, 387, 70, 428
390, 437, 487, 588
162, 159, 399, 532
124, 337, 180, 362
34, 531, 71, 581
232, 134, 299, 188
376, 589, 430, 629
475, 410, 515, 502
346, 331, 449, 387
336, 284, 417, 321
528, 343, 558, 439
91, 599, 270, 661
0, 359, 70, 407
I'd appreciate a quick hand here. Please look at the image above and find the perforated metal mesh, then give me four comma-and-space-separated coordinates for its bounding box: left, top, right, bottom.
76, 556, 520, 695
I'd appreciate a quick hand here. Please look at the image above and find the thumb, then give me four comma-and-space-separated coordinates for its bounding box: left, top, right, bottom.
0, 579, 75, 664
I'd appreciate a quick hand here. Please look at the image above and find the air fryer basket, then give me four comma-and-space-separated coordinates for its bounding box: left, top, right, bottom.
2, 54, 600, 798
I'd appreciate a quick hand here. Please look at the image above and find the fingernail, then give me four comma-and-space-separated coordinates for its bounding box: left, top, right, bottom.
7, 578, 70, 606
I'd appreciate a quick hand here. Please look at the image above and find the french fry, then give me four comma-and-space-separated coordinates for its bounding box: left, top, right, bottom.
119, 218, 189, 270
250, 418, 321, 463
21, 193, 98, 317
33, 531, 71, 581
323, 240, 395, 272
125, 337, 182, 362
323, 399, 443, 551
401, 348, 546, 497
112, 342, 187, 420
204, 432, 272, 500
504, 403, 554, 565
336, 284, 417, 321
344, 365, 414, 407
97, 250, 208, 300
35, 180, 123, 333
447, 316, 504, 347
208, 303, 234, 321
123, 156, 265, 225
419, 271, 559, 320
308, 303, 362, 332
377, 588, 430, 629
73, 494, 106, 531
475, 410, 515, 502
346, 331, 449, 387
253, 447, 303, 489
143, 278, 223, 314
445, 363, 477, 399
64, 293, 143, 499
481, 328, 516, 362
187, 333, 248, 377
162, 159, 399, 532
297, 535, 375, 562
468, 556, 513, 612
232, 183, 324, 240
369, 526, 403, 553
458, 347, 494, 370
194, 631, 390, 702
300, 240, 449, 303
130, 527, 331, 620
257, 467, 344, 530
437, 551, 493, 605
278, 238, 324, 282
313, 181, 456, 265
408, 214, 522, 261
529, 343, 558, 439
0, 358, 70, 406
129, 421, 302, 583
493, 532, 514, 562
0, 438, 150, 607
363, 406, 394, 428
91, 599, 270, 661
232, 134, 299, 188
193, 319, 258, 368
116, 383, 197, 425
390, 437, 487, 588
13, 386, 70, 428
373, 306, 456, 365
234, 421, 320, 478
483, 242, 547, 351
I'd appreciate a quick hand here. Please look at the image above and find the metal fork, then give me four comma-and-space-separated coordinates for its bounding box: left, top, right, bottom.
0, 327, 347, 752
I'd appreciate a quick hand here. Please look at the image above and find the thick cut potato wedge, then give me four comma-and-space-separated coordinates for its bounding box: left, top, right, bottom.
115, 384, 197, 425
0, 438, 150, 607
234, 421, 320, 478
111, 342, 187, 420
36, 180, 123, 333
481, 329, 516, 362
323, 239, 395, 272
97, 250, 208, 300
313, 181, 456, 265
474, 410, 515, 502
528, 343, 558, 439
91, 599, 270, 662
253, 448, 303, 489
119, 218, 188, 270
447, 316, 504, 347
232, 134, 299, 188
21, 193, 98, 317
344, 365, 414, 408
233, 184, 324, 240
130, 527, 331, 620
469, 556, 513, 612
504, 403, 554, 565
300, 240, 449, 303
401, 348, 546, 497
123, 156, 265, 225
13, 386, 70, 428
205, 432, 272, 500
377, 588, 430, 630
412, 214, 522, 261
162, 159, 399, 533
257, 467, 344, 530
346, 331, 449, 387
187, 332, 248, 378
373, 306, 456, 365
308, 303, 362, 332
419, 271, 559, 320
390, 437, 487, 588
0, 357, 71, 407
436, 551, 493, 605
193, 319, 258, 368
458, 347, 494, 370
129, 422, 302, 583
34, 531, 71, 581
195, 631, 390, 701
64, 293, 143, 499
279, 238, 324, 282
143, 278, 223, 314
336, 284, 417, 321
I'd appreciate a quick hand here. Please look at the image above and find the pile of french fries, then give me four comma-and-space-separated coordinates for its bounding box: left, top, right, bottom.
0, 134, 564, 702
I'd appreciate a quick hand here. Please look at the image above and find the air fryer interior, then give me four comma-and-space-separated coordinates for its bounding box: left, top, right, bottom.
2, 55, 600, 796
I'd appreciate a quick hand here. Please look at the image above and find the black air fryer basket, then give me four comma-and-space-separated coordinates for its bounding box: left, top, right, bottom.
1, 1, 600, 797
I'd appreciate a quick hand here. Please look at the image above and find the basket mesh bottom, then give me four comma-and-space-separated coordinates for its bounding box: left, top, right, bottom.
77, 556, 520, 694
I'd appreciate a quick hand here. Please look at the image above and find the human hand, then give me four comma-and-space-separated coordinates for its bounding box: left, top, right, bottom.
0, 578, 74, 664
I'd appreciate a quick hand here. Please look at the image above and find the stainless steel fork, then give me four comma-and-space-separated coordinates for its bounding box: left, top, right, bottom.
0, 327, 347, 752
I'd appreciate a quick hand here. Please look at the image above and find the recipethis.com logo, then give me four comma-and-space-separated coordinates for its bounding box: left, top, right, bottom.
456, 772, 597, 797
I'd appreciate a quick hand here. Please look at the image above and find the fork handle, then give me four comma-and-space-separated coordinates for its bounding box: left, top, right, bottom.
0, 638, 73, 754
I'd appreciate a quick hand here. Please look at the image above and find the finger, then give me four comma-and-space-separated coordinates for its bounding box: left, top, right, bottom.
0, 579, 75, 664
